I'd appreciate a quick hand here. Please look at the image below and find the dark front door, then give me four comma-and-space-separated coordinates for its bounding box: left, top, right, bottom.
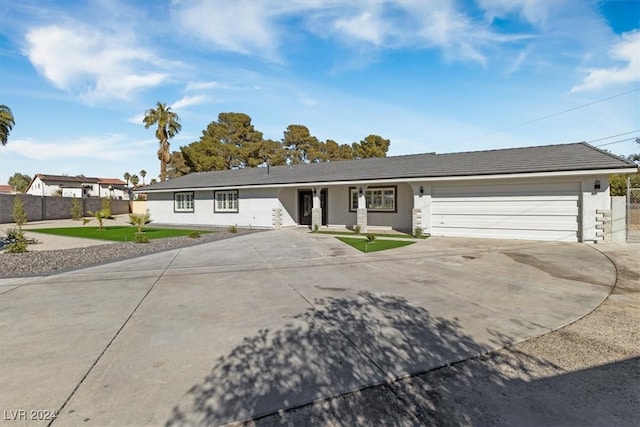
298, 189, 328, 226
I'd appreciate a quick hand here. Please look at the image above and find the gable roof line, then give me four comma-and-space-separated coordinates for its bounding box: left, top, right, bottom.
142, 167, 636, 193
140, 142, 638, 192
25, 174, 127, 194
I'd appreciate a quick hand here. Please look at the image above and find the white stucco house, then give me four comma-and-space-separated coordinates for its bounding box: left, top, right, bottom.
138, 143, 637, 242
26, 174, 129, 200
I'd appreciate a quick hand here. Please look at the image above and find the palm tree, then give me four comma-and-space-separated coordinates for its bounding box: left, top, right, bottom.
123, 172, 131, 187
140, 169, 147, 185
150, 178, 158, 185
143, 102, 181, 182
0, 105, 15, 146
131, 174, 139, 187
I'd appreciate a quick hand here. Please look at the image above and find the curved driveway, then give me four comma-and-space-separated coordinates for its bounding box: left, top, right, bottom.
0, 229, 616, 426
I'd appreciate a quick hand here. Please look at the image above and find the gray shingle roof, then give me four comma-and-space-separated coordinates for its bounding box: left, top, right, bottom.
142, 142, 637, 191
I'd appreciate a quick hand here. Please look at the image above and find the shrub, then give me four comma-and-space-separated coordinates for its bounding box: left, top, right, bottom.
84, 209, 114, 230
5, 239, 28, 253
71, 197, 83, 220
313, 224, 319, 232
353, 224, 361, 234
3, 227, 28, 253
364, 233, 376, 242
188, 230, 201, 239
101, 197, 113, 217
128, 212, 152, 234
413, 226, 423, 238
13, 195, 27, 227
5, 227, 24, 241
228, 224, 238, 233
133, 233, 150, 244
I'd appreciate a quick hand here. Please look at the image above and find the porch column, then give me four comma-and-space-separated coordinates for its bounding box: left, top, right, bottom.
311, 187, 323, 230
357, 185, 368, 233
411, 183, 431, 236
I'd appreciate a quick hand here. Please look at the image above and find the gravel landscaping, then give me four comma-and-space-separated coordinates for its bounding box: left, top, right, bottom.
0, 228, 261, 278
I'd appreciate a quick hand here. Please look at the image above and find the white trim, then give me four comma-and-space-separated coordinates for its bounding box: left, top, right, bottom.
174, 192, 194, 212
349, 186, 396, 212
214, 190, 239, 212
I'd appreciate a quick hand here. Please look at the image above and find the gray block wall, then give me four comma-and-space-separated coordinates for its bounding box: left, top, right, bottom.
0, 194, 129, 224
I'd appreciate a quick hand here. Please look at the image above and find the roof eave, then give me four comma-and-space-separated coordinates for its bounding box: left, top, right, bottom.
139, 166, 638, 193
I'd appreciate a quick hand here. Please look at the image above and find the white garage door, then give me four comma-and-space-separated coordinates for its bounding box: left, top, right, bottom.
431, 182, 580, 241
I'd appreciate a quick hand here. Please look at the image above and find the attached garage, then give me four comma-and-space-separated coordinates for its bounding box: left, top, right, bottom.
431, 181, 581, 241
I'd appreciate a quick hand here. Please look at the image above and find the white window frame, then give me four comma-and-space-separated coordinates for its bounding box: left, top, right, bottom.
174, 192, 194, 212
349, 186, 396, 212
214, 190, 239, 213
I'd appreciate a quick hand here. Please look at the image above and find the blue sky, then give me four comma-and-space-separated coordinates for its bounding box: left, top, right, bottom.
0, 0, 639, 185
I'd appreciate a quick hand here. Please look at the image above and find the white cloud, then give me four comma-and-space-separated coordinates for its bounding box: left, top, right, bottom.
185, 81, 230, 91
305, 1, 532, 65
3, 134, 149, 161
333, 7, 388, 46
171, 95, 207, 109
171, 0, 531, 65
571, 30, 640, 92
127, 114, 145, 125
478, 0, 554, 28
171, 1, 283, 60
25, 25, 170, 101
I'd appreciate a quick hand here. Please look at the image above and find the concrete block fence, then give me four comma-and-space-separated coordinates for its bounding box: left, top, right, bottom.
0, 193, 130, 224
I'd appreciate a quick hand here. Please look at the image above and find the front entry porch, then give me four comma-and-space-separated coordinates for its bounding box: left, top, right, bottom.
298, 189, 327, 227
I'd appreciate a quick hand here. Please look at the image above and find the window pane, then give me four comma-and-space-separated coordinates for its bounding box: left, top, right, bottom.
215, 191, 238, 212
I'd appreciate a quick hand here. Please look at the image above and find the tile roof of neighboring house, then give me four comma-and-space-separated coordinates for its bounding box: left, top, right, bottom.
26, 174, 128, 193
141, 142, 638, 192
35, 174, 100, 183
32, 174, 125, 185
0, 185, 13, 193
98, 178, 127, 185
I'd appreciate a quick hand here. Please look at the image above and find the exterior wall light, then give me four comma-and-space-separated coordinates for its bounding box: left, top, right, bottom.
594, 180, 601, 191
419, 186, 424, 196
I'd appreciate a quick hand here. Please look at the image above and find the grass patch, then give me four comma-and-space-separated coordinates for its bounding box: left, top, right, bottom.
29, 226, 211, 242
317, 230, 427, 239
336, 236, 415, 253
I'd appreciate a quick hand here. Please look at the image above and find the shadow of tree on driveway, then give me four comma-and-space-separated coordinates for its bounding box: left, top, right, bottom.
166, 291, 550, 426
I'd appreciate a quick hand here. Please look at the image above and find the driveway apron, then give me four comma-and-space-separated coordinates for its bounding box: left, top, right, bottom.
0, 229, 615, 426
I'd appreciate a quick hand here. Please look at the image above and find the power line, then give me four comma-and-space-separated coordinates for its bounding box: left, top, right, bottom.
587, 130, 640, 143
451, 88, 640, 145
595, 136, 639, 148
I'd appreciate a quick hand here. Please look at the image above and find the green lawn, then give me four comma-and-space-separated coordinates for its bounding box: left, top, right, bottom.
316, 230, 427, 239
29, 226, 210, 242
336, 236, 415, 253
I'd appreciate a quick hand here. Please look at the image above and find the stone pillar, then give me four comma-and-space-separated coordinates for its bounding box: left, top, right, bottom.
357, 186, 367, 233
595, 209, 612, 243
311, 187, 322, 230
412, 208, 422, 236
272, 208, 282, 229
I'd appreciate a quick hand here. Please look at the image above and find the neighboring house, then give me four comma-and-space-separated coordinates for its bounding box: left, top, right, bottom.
25, 174, 129, 200
138, 143, 638, 242
0, 185, 14, 194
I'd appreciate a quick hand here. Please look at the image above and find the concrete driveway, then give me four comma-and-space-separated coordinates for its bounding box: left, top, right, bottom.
0, 229, 616, 426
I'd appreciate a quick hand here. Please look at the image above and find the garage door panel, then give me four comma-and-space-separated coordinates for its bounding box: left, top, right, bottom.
433, 215, 578, 230
432, 195, 579, 203
432, 182, 580, 197
432, 200, 579, 215
433, 227, 578, 242
431, 182, 580, 242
